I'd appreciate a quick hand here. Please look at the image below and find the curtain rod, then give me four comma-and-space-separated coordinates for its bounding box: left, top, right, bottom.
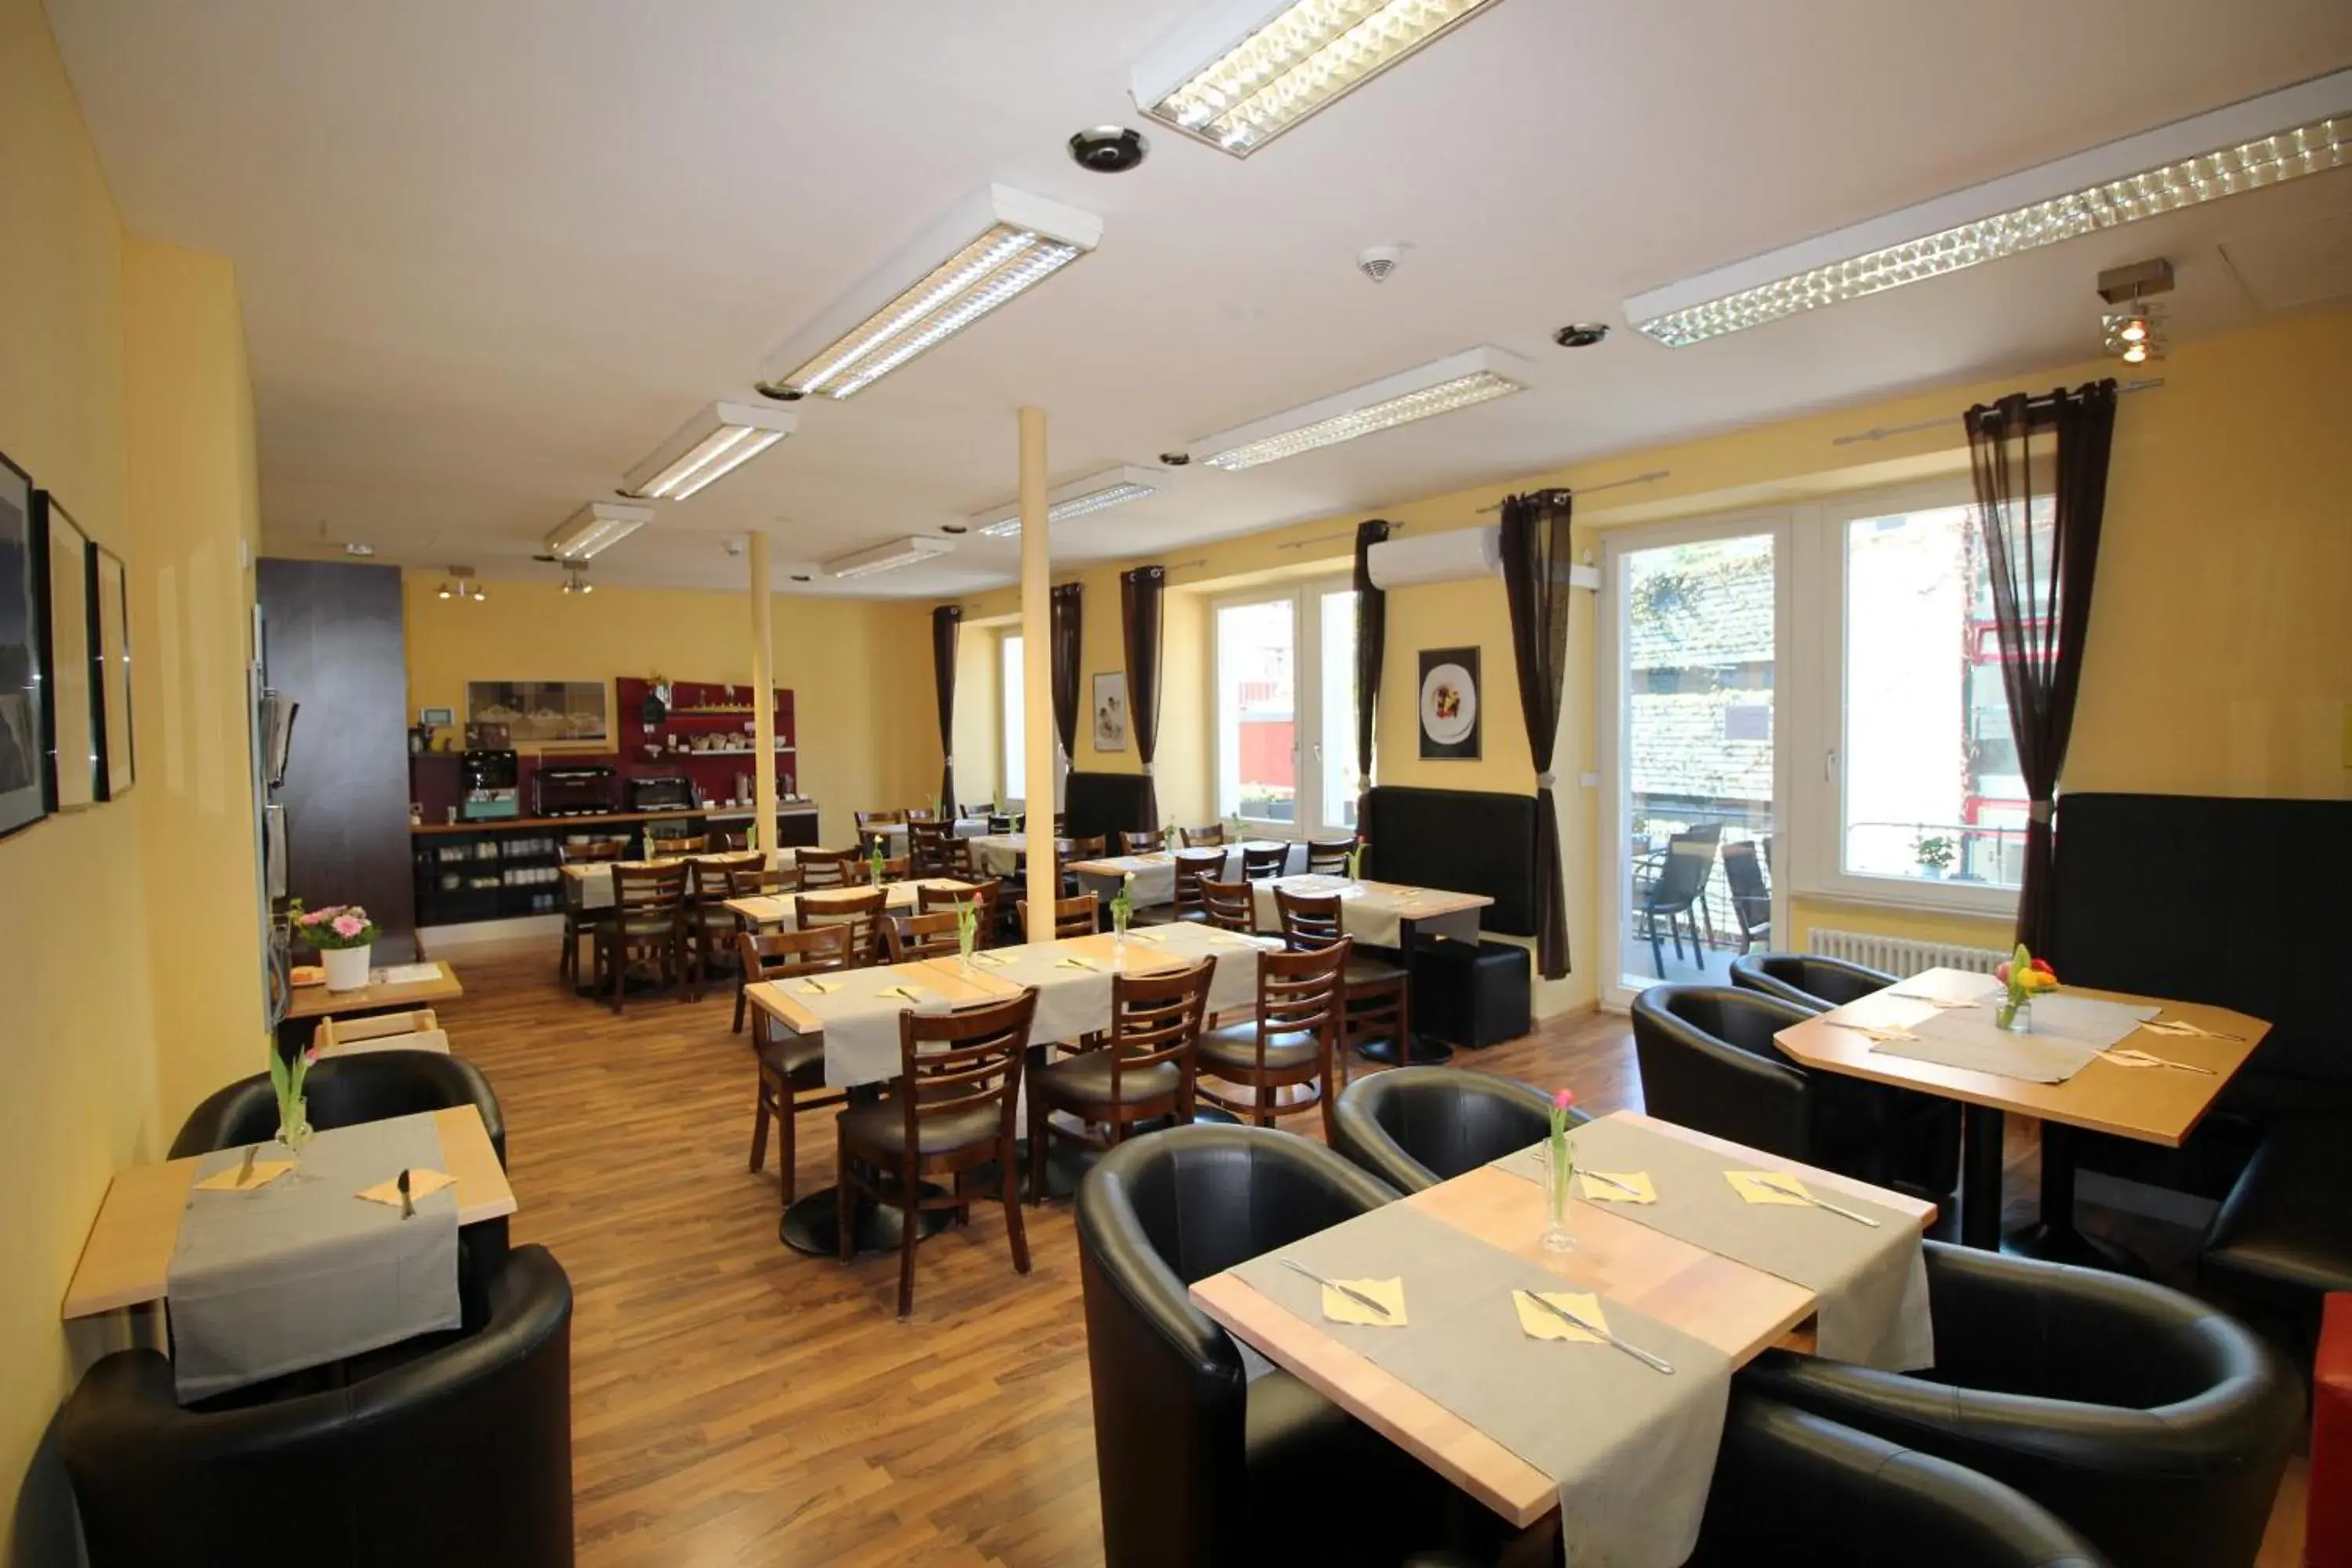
1474, 470, 1670, 514
1276, 525, 1403, 553
1831, 377, 2164, 447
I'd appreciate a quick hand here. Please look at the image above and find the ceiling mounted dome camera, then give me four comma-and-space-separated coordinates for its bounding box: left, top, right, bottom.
1068, 126, 1149, 173
1553, 322, 1610, 349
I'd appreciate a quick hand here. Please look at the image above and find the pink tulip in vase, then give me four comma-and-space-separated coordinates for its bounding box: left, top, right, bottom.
292, 900, 381, 992
1542, 1088, 1578, 1254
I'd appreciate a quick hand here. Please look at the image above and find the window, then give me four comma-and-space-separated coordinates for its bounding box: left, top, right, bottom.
1213, 581, 1356, 835
1000, 633, 1025, 804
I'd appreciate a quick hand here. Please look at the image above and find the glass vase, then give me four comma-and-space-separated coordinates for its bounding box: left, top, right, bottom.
1541, 1138, 1577, 1253
1996, 996, 2032, 1033
275, 1093, 314, 1154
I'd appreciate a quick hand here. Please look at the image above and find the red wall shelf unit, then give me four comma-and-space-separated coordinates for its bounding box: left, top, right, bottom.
614, 678, 801, 804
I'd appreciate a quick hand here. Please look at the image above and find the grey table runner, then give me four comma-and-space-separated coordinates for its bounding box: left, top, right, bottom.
167, 1112, 460, 1403
1496, 1116, 1933, 1371
967, 946, 1116, 1045
771, 967, 956, 1087
1867, 993, 2159, 1083
1232, 1202, 1730, 1568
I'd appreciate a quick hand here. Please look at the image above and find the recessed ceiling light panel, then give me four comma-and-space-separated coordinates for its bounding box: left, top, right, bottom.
1190, 347, 1529, 471
971, 465, 1171, 538
1626, 70, 2350, 347
824, 535, 957, 581
619, 403, 797, 502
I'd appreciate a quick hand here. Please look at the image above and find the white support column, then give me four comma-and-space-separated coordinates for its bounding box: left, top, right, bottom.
1019, 408, 1055, 938
749, 530, 780, 863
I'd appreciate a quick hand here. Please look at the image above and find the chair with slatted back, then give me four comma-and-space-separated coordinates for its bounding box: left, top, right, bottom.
716, 830, 750, 851
1028, 959, 1215, 1204
905, 806, 935, 822
797, 848, 857, 891
1064, 834, 1109, 861
1168, 848, 1227, 926
557, 840, 626, 985
1305, 835, 1359, 876
907, 818, 953, 878
724, 862, 796, 1033
940, 833, 979, 882
1196, 940, 1351, 1137
689, 854, 760, 989
1198, 877, 1256, 934
837, 989, 1040, 1317
856, 854, 911, 887
1020, 895, 1099, 942
596, 862, 692, 1013
918, 879, 1000, 949
855, 808, 906, 834
1053, 812, 1069, 837
1241, 843, 1288, 882
798, 886, 888, 967
988, 813, 1018, 834
1118, 831, 1162, 855
1181, 824, 1225, 848
884, 910, 962, 964
741, 924, 855, 1207
1273, 885, 1410, 1070
659, 834, 710, 855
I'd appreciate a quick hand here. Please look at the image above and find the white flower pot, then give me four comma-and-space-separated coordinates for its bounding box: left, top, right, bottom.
323, 944, 373, 992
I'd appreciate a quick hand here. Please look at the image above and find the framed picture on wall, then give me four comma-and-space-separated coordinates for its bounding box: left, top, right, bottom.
1092, 670, 1129, 753
466, 680, 607, 745
1417, 646, 1481, 760
0, 452, 45, 839
34, 492, 96, 811
90, 543, 133, 800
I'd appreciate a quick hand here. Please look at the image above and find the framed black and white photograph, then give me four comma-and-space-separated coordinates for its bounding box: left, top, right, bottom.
0, 453, 45, 838
91, 543, 133, 800
35, 492, 96, 811
1091, 670, 1129, 753
1417, 645, 1482, 760
466, 680, 608, 745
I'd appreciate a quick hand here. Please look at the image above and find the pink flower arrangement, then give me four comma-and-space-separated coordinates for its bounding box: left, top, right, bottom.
287, 899, 378, 951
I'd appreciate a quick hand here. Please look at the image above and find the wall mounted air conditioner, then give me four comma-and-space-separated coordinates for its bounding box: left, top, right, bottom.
1366, 524, 1599, 591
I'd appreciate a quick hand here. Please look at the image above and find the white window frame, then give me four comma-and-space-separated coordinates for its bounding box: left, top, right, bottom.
1208, 576, 1356, 840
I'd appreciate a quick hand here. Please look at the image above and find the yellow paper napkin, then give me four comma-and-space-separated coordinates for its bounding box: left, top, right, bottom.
1320, 1276, 1407, 1327
1578, 1169, 1656, 1203
1726, 1171, 1813, 1206
195, 1160, 295, 1192
1515, 1289, 1607, 1342
355, 1167, 456, 1207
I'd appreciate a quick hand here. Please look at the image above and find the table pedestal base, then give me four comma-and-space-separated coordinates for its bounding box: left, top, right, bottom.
1356, 1033, 1454, 1066
2007, 1120, 2147, 1276
779, 1186, 952, 1258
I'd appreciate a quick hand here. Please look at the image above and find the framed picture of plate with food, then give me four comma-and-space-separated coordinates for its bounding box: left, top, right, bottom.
0, 451, 46, 839
1417, 647, 1480, 760
466, 680, 608, 746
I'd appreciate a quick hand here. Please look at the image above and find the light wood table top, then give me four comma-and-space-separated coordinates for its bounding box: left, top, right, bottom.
1190, 1112, 1936, 1527
62, 1104, 514, 1319
1773, 967, 2268, 1148
557, 851, 765, 883
1265, 874, 1494, 920
744, 931, 1201, 1039
723, 878, 978, 931
281, 960, 464, 1021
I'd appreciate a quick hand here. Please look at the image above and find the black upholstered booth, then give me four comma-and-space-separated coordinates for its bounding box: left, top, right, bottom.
62, 1244, 575, 1568
1729, 951, 1896, 1011
2200, 1113, 2352, 1357
169, 1049, 508, 1167
1331, 1067, 1585, 1193
1360, 786, 1537, 937
1076, 1124, 1540, 1567
1740, 1241, 2301, 1568
1062, 770, 1160, 844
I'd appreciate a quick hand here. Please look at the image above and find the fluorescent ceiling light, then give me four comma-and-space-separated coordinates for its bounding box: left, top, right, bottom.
760, 186, 1102, 401
1133, 0, 1506, 157
825, 535, 957, 581
1190, 347, 1528, 471
1627, 69, 2351, 347
972, 465, 1170, 539
546, 501, 655, 562
620, 401, 797, 501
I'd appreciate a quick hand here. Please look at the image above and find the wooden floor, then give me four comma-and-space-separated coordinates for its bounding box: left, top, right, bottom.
431, 941, 2305, 1566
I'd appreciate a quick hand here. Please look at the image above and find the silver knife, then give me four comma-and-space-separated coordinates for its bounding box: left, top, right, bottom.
397, 1167, 415, 1221
1283, 1258, 1392, 1321
1519, 1291, 1675, 1374
1581, 1170, 1647, 1200
238, 1144, 258, 1188
1755, 1174, 1880, 1227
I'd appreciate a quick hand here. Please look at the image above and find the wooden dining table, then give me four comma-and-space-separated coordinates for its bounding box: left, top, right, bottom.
1772, 966, 2268, 1261
1249, 875, 1495, 1065
1190, 1111, 1936, 1529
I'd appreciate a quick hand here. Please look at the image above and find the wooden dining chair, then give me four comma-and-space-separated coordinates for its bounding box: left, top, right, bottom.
836, 989, 1040, 1317
716, 830, 750, 851
1117, 830, 1161, 855
1240, 843, 1289, 882
988, 812, 1018, 834
855, 808, 906, 833
907, 818, 953, 877
798, 887, 888, 967
1064, 834, 1109, 862
940, 834, 978, 882
1052, 812, 1069, 837
557, 841, 622, 985
689, 854, 760, 988
1198, 876, 1257, 934
1020, 895, 1099, 942
918, 879, 1000, 949
1272, 885, 1410, 1071
724, 862, 797, 1033
659, 834, 710, 855
1181, 824, 1225, 848
596, 862, 692, 1013
1170, 848, 1227, 925
1305, 835, 1359, 876
797, 847, 857, 891
884, 910, 962, 963
1195, 939, 1352, 1137
904, 805, 936, 822
740, 924, 855, 1208
1027, 959, 1214, 1204
855, 854, 912, 887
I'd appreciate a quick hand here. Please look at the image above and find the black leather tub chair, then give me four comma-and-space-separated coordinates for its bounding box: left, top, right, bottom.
1728, 951, 1895, 1011
62, 1244, 575, 1568
1739, 1241, 2301, 1568
1331, 1066, 1588, 1193
170, 1048, 508, 1167
1075, 1123, 1544, 1568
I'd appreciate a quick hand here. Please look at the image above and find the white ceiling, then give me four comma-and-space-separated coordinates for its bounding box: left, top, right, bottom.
45, 0, 2352, 597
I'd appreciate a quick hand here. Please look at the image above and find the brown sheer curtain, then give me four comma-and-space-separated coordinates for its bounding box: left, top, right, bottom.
1120, 565, 1166, 826
1499, 488, 1573, 978
931, 604, 961, 811
1965, 379, 2118, 953
1352, 520, 1391, 834
1050, 583, 1082, 767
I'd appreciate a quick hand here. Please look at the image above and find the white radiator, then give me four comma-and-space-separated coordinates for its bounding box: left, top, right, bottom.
1806, 927, 2005, 978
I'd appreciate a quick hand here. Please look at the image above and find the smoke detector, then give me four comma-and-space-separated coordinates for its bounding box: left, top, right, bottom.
1068, 125, 1149, 173
1357, 244, 1406, 284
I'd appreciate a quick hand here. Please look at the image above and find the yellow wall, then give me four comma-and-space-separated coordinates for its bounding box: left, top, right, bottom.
1, 0, 264, 1550
398, 573, 941, 848
950, 617, 1000, 810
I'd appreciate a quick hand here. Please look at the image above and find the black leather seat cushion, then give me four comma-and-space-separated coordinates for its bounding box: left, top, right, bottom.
1197, 1020, 1319, 1073
2201, 1115, 2352, 1310
1345, 955, 1406, 986
839, 1098, 1002, 1157
1036, 1049, 1180, 1109
1332, 1067, 1583, 1193
757, 1033, 825, 1083
170, 1050, 508, 1168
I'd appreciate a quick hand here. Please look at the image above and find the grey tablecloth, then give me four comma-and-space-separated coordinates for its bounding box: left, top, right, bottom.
1870, 993, 2158, 1083
1120, 923, 1278, 1016
764, 965, 957, 1087
1249, 876, 1482, 948
1496, 1116, 1933, 1371
167, 1112, 460, 1403
966, 946, 1121, 1046
1232, 1201, 1730, 1568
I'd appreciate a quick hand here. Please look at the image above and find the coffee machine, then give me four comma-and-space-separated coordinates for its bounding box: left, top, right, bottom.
460, 749, 521, 820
